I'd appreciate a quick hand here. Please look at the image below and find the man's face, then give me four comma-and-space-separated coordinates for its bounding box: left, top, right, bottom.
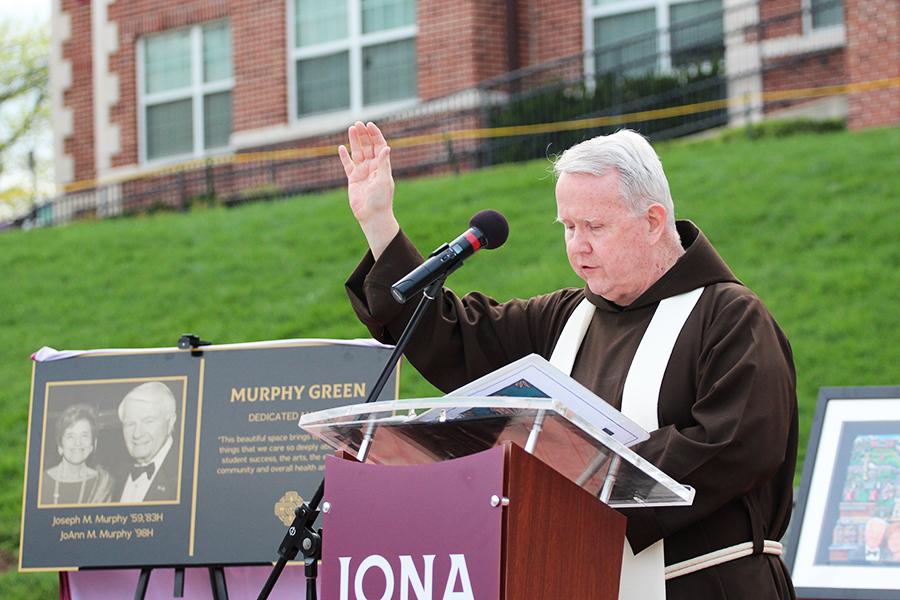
121, 398, 173, 464
556, 171, 657, 305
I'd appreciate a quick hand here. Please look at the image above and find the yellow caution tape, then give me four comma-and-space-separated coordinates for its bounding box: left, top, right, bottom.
62, 76, 900, 194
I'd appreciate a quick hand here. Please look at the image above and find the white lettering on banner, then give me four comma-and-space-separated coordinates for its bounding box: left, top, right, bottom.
338, 554, 474, 600
356, 555, 394, 600
400, 555, 435, 600
340, 557, 352, 600
443, 554, 474, 600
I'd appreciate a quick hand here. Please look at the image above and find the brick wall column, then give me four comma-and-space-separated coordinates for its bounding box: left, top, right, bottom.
523, 0, 582, 67
231, 0, 287, 132
60, 0, 96, 185
417, 0, 510, 100
845, 0, 900, 129
51, 0, 76, 189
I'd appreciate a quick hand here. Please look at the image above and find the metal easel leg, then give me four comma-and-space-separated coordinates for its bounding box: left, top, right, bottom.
174, 568, 185, 597
134, 568, 152, 600
208, 566, 229, 600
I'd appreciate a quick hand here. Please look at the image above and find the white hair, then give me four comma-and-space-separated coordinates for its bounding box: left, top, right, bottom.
118, 381, 177, 421
553, 129, 676, 231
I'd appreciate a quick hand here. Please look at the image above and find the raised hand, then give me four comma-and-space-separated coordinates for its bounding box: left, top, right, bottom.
338, 121, 399, 258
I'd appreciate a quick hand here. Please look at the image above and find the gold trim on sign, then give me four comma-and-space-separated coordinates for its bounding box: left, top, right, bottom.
18, 361, 37, 572
189, 357, 206, 556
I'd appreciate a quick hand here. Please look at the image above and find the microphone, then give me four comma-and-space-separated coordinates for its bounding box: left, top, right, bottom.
391, 210, 509, 303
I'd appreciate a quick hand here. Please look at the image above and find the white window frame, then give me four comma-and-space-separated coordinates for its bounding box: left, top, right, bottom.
582, 0, 723, 79
137, 21, 234, 166
286, 0, 419, 128
802, 0, 844, 33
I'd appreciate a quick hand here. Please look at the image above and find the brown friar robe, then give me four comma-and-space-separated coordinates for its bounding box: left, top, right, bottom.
346, 220, 798, 599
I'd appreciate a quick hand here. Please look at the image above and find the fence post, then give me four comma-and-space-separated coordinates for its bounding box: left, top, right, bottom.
205, 159, 216, 204
743, 91, 754, 138
178, 171, 188, 212
478, 85, 493, 167
444, 131, 460, 175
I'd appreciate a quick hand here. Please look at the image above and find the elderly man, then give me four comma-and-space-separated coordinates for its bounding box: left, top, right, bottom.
114, 381, 179, 503
849, 517, 890, 562
340, 122, 797, 599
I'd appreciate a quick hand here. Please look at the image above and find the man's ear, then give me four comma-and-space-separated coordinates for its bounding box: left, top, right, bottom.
646, 203, 669, 242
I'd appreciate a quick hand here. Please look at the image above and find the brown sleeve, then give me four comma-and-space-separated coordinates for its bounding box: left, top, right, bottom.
621, 291, 797, 552
346, 230, 583, 392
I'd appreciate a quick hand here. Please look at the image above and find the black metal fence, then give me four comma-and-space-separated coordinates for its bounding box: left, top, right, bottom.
12, 0, 854, 230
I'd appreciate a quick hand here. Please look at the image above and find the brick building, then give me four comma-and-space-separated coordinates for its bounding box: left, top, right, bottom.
49, 0, 897, 204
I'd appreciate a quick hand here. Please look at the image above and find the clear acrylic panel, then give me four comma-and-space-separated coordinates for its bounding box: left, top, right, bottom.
144, 29, 191, 94
301, 397, 694, 508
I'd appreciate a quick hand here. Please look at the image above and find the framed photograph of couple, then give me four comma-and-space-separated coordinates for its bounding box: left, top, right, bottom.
787, 386, 900, 599
37, 377, 187, 508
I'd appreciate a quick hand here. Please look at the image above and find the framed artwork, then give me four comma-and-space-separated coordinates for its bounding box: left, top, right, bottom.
787, 386, 900, 599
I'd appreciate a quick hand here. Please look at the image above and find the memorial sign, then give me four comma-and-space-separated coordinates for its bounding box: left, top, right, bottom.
19, 340, 398, 571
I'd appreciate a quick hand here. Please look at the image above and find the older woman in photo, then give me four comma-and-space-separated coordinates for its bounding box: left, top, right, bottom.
40, 404, 112, 505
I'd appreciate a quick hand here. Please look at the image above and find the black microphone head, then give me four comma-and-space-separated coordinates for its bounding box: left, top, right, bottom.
470, 210, 509, 250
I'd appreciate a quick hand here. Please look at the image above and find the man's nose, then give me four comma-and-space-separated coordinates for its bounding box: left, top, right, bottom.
568, 229, 592, 253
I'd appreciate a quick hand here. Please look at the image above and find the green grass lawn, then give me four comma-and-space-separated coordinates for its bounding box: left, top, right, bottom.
1, 126, 898, 597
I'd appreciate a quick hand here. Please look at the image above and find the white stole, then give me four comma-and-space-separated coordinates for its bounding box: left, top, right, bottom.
549, 287, 704, 600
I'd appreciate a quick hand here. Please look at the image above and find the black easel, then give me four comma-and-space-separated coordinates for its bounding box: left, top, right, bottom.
134, 565, 229, 600
256, 277, 446, 600
131, 334, 218, 600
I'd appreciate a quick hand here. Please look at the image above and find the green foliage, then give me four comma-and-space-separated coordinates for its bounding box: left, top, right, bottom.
0, 18, 50, 215
0, 20, 49, 155
718, 117, 847, 142
0, 127, 898, 596
485, 60, 727, 164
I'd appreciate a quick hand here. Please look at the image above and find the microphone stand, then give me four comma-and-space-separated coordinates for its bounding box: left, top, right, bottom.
256, 276, 447, 600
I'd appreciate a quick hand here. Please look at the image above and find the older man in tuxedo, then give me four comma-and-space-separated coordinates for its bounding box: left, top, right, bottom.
114, 381, 180, 503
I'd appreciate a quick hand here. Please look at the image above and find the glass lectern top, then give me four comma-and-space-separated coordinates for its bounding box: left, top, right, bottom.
299, 397, 694, 508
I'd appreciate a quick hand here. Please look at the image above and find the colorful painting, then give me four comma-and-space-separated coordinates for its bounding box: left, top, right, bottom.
818, 427, 900, 565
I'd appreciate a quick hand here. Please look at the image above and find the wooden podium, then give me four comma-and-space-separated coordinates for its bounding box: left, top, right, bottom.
304, 397, 694, 600
499, 443, 624, 599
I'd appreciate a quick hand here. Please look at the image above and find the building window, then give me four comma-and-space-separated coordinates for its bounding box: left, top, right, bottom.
669, 0, 724, 67
810, 0, 843, 29
594, 8, 658, 75
139, 22, 233, 162
587, 0, 723, 75
290, 0, 417, 119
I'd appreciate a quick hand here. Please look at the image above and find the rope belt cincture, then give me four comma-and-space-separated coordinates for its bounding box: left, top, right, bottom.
664, 540, 783, 581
